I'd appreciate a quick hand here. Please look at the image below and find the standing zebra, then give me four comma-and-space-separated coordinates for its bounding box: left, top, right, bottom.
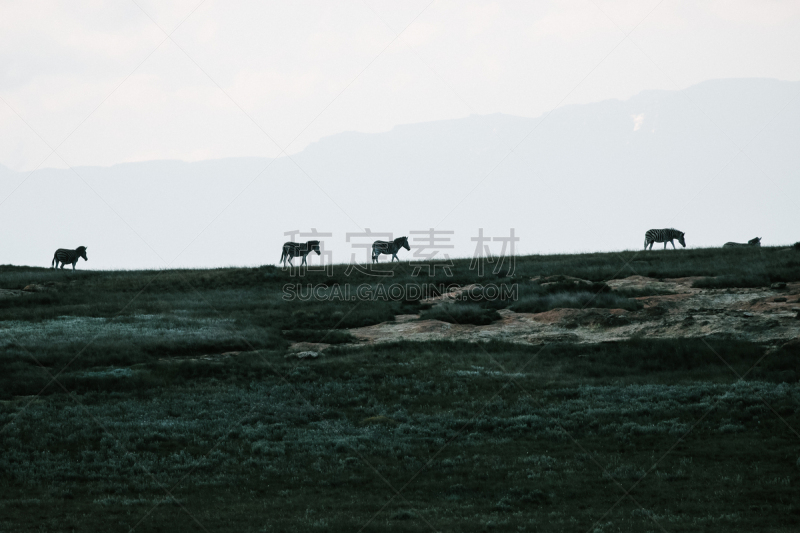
644, 229, 686, 250
372, 236, 410, 263
723, 237, 761, 248
280, 240, 320, 267
52, 246, 88, 270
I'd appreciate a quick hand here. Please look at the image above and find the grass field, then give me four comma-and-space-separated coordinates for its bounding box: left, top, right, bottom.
1, 246, 799, 532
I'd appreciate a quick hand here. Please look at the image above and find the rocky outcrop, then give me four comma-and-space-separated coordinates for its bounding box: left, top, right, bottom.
348, 276, 800, 346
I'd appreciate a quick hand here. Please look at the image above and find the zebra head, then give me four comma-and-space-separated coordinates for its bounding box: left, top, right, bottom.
77, 246, 88, 261
399, 236, 410, 251
678, 233, 686, 248
308, 240, 321, 255
748, 237, 761, 246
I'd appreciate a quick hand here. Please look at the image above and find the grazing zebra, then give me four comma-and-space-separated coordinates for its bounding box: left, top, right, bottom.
52, 246, 88, 270
644, 228, 686, 250
723, 237, 761, 248
372, 236, 410, 263
280, 240, 320, 267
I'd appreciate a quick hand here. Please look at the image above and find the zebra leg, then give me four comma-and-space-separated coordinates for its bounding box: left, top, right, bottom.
670, 240, 675, 249
392, 253, 398, 262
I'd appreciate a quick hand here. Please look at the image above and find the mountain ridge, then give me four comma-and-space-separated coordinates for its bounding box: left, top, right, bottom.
1, 77, 797, 269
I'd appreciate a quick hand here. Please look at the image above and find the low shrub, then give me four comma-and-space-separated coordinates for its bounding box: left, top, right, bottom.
537, 277, 611, 294
509, 291, 640, 313
420, 303, 501, 325
612, 287, 675, 298
693, 274, 770, 289
282, 329, 355, 344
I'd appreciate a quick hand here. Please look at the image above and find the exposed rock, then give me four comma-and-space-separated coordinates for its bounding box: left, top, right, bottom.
286, 351, 320, 359
22, 284, 46, 292
347, 276, 800, 346
287, 342, 330, 353
771, 282, 787, 289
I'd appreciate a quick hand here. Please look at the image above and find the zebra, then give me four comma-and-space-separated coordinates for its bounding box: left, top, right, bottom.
644, 229, 686, 250
723, 237, 761, 248
372, 236, 410, 263
280, 240, 320, 267
52, 246, 88, 270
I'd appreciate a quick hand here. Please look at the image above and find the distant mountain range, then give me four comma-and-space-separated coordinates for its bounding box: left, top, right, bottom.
1, 78, 798, 269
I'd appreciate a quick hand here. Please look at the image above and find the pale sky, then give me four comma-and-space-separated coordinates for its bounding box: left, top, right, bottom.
2, 0, 799, 172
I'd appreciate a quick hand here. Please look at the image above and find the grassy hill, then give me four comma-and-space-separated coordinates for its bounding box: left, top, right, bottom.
1, 246, 799, 531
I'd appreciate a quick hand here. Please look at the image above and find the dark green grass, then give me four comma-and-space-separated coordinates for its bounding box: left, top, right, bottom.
1, 339, 799, 532
420, 303, 501, 325
1, 249, 799, 531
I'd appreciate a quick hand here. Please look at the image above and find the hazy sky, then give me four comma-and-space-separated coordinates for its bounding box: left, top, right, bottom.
2, 0, 799, 171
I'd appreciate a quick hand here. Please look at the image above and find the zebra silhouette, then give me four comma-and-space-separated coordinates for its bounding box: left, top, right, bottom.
52, 246, 88, 270
723, 237, 761, 248
372, 236, 410, 263
644, 229, 686, 250
280, 240, 320, 267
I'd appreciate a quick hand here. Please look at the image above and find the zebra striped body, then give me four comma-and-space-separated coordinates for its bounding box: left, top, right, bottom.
280, 240, 320, 267
372, 236, 410, 263
644, 229, 686, 250
52, 246, 88, 270
723, 237, 761, 248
